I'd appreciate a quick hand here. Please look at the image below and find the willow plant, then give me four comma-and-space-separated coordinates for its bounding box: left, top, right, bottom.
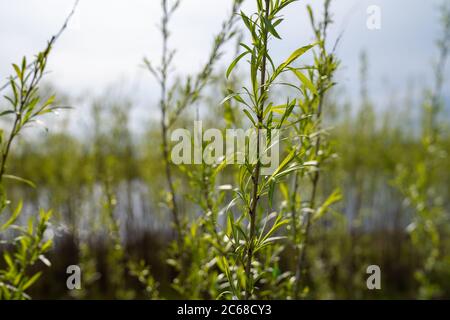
221, 0, 320, 299
145, 0, 242, 239
0, 40, 60, 300
145, 0, 243, 297
0, 1, 79, 299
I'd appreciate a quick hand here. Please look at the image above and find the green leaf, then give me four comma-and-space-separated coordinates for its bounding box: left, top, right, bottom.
268, 181, 275, 208
279, 43, 316, 71
0, 200, 22, 231
243, 109, 256, 126
220, 92, 244, 106
240, 11, 257, 40
256, 214, 289, 253
21, 56, 27, 73
22, 272, 42, 291
306, 5, 315, 30
0, 110, 15, 117
227, 51, 250, 78
3, 174, 36, 188
277, 99, 296, 128
290, 67, 317, 95
12, 64, 22, 81
279, 182, 289, 201
3, 252, 14, 270
10, 79, 18, 103
267, 103, 288, 115
41, 239, 53, 253
268, 148, 296, 181
264, 16, 282, 39
312, 189, 342, 221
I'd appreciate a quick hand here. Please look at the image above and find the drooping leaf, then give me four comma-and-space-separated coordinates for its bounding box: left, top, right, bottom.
3, 174, 36, 188
227, 51, 250, 78
312, 189, 342, 221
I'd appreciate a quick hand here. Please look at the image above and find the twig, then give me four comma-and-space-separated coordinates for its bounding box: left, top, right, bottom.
0, 0, 81, 92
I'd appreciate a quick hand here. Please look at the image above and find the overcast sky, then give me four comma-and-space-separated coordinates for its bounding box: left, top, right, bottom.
0, 0, 448, 131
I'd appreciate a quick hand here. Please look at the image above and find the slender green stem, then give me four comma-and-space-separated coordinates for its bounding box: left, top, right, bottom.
244, 0, 270, 300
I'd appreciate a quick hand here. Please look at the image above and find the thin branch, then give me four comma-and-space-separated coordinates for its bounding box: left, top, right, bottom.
244, 0, 270, 300
0, 0, 81, 92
